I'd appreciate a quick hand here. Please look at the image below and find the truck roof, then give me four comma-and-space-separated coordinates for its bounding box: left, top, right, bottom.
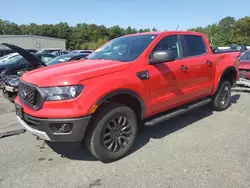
125, 31, 205, 37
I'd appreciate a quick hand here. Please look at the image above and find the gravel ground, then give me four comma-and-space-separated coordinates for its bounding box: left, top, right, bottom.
0, 92, 23, 136
0, 88, 249, 188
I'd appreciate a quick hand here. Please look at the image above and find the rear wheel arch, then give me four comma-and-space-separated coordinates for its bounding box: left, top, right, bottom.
89, 89, 146, 121
215, 66, 237, 92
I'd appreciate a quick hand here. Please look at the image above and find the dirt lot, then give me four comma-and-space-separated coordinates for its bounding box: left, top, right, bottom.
0, 88, 249, 188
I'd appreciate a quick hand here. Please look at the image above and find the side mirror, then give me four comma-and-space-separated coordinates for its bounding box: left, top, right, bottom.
149, 50, 175, 65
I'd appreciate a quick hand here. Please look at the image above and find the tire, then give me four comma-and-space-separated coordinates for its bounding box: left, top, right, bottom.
212, 79, 232, 111
84, 103, 138, 163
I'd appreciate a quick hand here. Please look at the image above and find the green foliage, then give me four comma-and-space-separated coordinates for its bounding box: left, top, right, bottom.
0, 19, 160, 50
1, 16, 249, 50
0, 19, 21, 35
188, 16, 250, 46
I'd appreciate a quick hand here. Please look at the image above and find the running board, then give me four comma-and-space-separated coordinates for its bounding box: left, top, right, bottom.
144, 98, 212, 126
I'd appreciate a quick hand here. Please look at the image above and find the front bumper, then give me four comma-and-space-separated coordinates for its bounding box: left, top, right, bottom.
16, 105, 91, 142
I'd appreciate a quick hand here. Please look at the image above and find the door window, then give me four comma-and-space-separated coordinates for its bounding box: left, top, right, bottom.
182, 35, 206, 57
151, 35, 181, 59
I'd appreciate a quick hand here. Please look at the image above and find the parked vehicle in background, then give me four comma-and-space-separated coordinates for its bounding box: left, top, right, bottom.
229, 44, 248, 52
27, 49, 38, 53
33, 52, 56, 63
0, 53, 55, 74
51, 51, 68, 56
0, 43, 55, 102
15, 31, 240, 162
0, 53, 19, 63
0, 44, 87, 102
0, 48, 37, 57
0, 51, 55, 89
236, 50, 250, 87
0, 55, 25, 74
39, 48, 62, 53
70, 50, 93, 54
214, 45, 248, 53
46, 53, 89, 66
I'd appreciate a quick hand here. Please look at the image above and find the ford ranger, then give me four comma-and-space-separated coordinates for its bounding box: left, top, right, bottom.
14, 31, 240, 162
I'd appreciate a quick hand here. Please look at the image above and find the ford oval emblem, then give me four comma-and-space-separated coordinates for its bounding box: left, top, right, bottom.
20, 90, 27, 99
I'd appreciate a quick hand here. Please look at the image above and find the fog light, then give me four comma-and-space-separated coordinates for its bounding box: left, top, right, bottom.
59, 123, 73, 133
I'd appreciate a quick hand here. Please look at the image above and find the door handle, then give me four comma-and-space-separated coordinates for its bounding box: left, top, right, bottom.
206, 60, 212, 65
180, 65, 188, 71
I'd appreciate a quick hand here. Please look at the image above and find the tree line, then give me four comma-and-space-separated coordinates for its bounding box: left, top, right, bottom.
189, 16, 250, 47
0, 16, 249, 50
0, 19, 156, 50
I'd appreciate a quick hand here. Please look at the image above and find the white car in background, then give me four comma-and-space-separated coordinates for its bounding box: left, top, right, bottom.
0, 53, 19, 63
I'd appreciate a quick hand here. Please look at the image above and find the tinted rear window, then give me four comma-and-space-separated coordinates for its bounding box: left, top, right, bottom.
183, 35, 206, 57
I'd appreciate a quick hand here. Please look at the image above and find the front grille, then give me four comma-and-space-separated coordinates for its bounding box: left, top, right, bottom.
18, 82, 43, 110
18, 82, 36, 105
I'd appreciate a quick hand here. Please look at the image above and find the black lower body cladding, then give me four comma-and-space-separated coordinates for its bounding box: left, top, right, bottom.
17, 110, 92, 142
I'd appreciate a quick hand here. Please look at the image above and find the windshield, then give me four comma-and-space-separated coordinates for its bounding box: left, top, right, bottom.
46, 54, 73, 66
240, 50, 250, 61
87, 34, 158, 62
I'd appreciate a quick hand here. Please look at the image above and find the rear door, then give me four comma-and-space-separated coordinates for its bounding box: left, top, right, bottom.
179, 34, 214, 100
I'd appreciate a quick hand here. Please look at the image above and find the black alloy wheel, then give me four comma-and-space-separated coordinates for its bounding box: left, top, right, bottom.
84, 103, 138, 163
213, 80, 232, 111
103, 116, 132, 152
219, 84, 230, 107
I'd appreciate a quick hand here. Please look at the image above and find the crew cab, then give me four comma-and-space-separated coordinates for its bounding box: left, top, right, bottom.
14, 31, 240, 162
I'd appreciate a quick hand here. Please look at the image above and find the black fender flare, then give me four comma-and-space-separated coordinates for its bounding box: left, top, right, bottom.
215, 66, 237, 92
93, 89, 146, 120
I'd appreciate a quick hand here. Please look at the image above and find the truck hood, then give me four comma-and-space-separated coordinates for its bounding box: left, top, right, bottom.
239, 60, 250, 70
21, 59, 131, 86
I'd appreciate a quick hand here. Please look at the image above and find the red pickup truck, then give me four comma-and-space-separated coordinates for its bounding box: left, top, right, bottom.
15, 31, 240, 162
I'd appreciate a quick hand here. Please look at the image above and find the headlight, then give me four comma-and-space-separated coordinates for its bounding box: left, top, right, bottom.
40, 85, 83, 101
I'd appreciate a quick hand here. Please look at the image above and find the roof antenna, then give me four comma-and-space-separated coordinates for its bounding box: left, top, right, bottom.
175, 25, 179, 31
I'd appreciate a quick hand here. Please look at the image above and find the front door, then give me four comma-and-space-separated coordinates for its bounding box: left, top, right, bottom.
147, 35, 190, 116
